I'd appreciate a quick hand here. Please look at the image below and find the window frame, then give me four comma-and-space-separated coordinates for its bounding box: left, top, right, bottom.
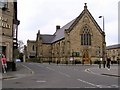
81, 26, 91, 46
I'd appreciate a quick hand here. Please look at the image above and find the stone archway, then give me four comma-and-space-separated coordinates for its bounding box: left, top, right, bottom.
82, 50, 90, 64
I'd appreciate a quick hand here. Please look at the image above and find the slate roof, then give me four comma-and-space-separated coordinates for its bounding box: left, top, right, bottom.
38, 4, 103, 44
51, 19, 76, 43
106, 44, 120, 50
38, 19, 75, 44
40, 35, 55, 44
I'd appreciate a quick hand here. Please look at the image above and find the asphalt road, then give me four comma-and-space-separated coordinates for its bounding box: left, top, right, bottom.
2, 63, 119, 88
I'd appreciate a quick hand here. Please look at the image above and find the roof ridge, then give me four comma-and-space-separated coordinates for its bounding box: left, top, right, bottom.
106, 44, 120, 49
107, 44, 120, 47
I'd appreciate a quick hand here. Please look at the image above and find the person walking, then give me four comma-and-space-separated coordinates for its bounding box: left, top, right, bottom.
106, 58, 111, 70
1, 55, 7, 73
57, 60, 58, 65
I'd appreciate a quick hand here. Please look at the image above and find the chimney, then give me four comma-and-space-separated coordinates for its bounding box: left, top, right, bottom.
56, 25, 60, 31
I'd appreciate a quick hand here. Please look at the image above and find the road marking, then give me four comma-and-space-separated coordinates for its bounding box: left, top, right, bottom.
77, 79, 112, 88
77, 79, 102, 88
96, 85, 111, 88
46, 67, 55, 71
59, 71, 71, 78
46, 67, 71, 78
22, 64, 34, 74
85, 68, 118, 78
110, 85, 119, 88
85, 87, 96, 88
36, 80, 46, 83
84, 69, 100, 76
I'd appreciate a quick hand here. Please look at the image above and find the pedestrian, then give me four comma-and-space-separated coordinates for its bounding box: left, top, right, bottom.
1, 55, 7, 73
103, 60, 106, 68
66, 60, 68, 65
117, 58, 120, 64
49, 60, 50, 64
82, 60, 85, 65
57, 60, 58, 65
106, 58, 111, 70
99, 60, 101, 68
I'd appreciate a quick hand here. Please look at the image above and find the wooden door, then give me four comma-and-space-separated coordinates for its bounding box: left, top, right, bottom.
83, 50, 90, 64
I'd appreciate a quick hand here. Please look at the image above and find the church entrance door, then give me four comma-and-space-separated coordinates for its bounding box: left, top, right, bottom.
83, 50, 90, 64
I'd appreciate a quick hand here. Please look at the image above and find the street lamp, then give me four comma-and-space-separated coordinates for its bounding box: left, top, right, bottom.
99, 16, 106, 68
99, 16, 105, 31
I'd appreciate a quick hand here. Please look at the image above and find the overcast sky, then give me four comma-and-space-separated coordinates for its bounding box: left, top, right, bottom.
17, 0, 119, 46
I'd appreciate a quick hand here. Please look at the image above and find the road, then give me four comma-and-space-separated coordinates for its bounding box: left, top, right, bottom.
2, 63, 119, 88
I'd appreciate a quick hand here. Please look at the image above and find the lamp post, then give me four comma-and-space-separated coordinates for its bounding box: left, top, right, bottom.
99, 16, 106, 68
99, 16, 105, 31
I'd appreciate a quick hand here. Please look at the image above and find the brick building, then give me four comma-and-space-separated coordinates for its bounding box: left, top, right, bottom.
0, 0, 20, 61
26, 3, 106, 64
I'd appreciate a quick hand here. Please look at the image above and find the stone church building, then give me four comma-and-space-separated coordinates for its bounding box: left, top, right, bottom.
26, 3, 106, 64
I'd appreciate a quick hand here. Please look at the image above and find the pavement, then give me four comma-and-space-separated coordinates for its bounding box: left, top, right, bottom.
86, 64, 119, 77
0, 62, 34, 80
0, 63, 119, 80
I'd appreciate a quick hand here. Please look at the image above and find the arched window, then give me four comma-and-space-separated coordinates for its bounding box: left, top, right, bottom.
81, 26, 91, 45
32, 45, 34, 51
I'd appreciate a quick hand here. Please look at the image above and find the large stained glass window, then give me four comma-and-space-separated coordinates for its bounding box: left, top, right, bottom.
81, 26, 91, 45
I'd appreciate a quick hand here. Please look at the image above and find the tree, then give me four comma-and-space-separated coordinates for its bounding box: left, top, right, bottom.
18, 40, 24, 53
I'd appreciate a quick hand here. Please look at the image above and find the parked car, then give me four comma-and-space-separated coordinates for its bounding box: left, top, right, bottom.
16, 59, 21, 62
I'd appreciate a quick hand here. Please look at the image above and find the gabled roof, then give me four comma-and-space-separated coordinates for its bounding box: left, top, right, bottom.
51, 3, 103, 43
106, 44, 120, 50
37, 3, 103, 44
40, 34, 55, 44
68, 4, 103, 34
51, 19, 76, 43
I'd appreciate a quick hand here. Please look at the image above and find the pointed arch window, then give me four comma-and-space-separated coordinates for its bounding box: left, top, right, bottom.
32, 45, 35, 51
81, 26, 91, 45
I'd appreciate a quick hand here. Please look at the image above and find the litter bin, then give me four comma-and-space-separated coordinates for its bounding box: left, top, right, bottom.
6, 61, 16, 71
12, 61, 16, 71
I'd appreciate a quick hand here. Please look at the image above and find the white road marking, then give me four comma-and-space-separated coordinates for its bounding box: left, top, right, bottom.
36, 80, 46, 83
84, 69, 100, 76
4, 64, 34, 80
46, 66, 71, 78
110, 85, 119, 88
77, 79, 112, 88
84, 68, 118, 78
22, 64, 34, 74
96, 85, 111, 88
85, 87, 96, 88
77, 79, 102, 88
59, 71, 71, 78
46, 67, 55, 71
